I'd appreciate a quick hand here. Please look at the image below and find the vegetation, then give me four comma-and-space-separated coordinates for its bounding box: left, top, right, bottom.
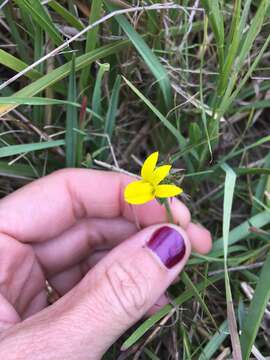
0, 0, 270, 358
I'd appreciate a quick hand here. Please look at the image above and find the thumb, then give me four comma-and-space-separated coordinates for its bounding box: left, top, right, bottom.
0, 225, 190, 360
76, 224, 191, 358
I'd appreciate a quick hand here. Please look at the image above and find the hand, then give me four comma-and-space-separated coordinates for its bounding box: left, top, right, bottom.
0, 169, 212, 359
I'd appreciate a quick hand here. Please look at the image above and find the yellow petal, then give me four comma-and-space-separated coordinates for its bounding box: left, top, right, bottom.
141, 151, 159, 181
124, 180, 155, 205
155, 184, 183, 198
151, 165, 171, 185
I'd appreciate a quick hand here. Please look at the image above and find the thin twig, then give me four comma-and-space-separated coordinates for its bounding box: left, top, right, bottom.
0, 0, 9, 11
209, 262, 264, 276
93, 159, 139, 178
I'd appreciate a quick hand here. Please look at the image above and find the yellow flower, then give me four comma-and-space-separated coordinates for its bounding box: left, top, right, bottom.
124, 152, 183, 205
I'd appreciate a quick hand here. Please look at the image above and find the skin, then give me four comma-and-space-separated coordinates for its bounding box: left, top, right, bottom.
0, 169, 212, 359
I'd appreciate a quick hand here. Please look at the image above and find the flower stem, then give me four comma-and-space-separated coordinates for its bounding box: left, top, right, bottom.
164, 199, 174, 224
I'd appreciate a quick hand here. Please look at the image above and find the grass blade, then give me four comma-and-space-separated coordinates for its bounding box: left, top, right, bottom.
2, 3, 30, 63
122, 76, 183, 147
121, 275, 222, 351
201, 0, 224, 70
92, 63, 110, 129
221, 164, 242, 359
212, 210, 270, 252
14, 0, 64, 49
240, 251, 270, 359
105, 1, 172, 109
199, 321, 229, 360
100, 75, 121, 151
0, 140, 64, 158
0, 50, 42, 81
80, 0, 103, 91
65, 56, 78, 167
0, 39, 130, 115
47, 1, 84, 31
0, 161, 38, 179
182, 272, 218, 330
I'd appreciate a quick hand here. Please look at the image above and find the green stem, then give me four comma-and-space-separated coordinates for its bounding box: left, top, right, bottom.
164, 199, 174, 224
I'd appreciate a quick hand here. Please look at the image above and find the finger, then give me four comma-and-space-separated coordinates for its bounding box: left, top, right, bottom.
71, 224, 191, 357
0, 294, 20, 333
21, 290, 47, 320
34, 217, 137, 276
47, 222, 212, 296
0, 224, 190, 360
35, 219, 211, 279
0, 169, 190, 243
186, 222, 212, 254
0, 233, 45, 316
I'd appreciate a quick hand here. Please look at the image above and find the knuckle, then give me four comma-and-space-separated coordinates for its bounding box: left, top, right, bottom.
104, 260, 149, 320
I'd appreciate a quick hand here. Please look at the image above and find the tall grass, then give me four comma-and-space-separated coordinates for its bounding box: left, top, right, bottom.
0, 1, 270, 358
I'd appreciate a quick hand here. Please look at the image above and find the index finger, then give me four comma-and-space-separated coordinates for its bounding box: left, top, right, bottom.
0, 169, 191, 243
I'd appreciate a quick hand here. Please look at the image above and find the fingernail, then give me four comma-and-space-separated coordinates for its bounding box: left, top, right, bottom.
147, 226, 186, 269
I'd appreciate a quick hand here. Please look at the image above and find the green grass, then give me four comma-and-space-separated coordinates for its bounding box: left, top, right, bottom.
0, 1, 270, 358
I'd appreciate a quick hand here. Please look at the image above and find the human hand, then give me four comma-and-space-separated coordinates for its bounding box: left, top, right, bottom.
0, 169, 211, 359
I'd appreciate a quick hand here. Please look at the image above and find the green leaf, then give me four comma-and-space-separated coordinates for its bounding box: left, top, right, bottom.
182, 272, 218, 330
199, 321, 229, 360
0, 39, 130, 116
240, 251, 270, 359
2, 3, 30, 63
212, 210, 270, 252
65, 55, 78, 167
0, 161, 39, 179
80, 0, 103, 91
0, 140, 65, 158
201, 0, 224, 70
121, 275, 223, 350
92, 63, 110, 128
47, 1, 84, 31
101, 75, 121, 151
221, 164, 242, 359
122, 76, 183, 146
105, 1, 172, 109
0, 50, 42, 80
14, 0, 64, 49
123, 76, 196, 172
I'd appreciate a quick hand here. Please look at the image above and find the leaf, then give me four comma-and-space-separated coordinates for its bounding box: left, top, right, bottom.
101, 75, 121, 151
121, 275, 223, 350
65, 55, 78, 167
201, 0, 224, 70
14, 0, 64, 49
47, 1, 84, 31
2, 3, 30, 63
105, 1, 172, 109
122, 76, 184, 147
182, 272, 218, 330
212, 210, 270, 252
0, 39, 130, 116
0, 50, 41, 80
92, 63, 110, 128
80, 0, 103, 91
240, 251, 270, 359
199, 321, 229, 360
0, 140, 65, 158
221, 164, 242, 359
0, 161, 39, 179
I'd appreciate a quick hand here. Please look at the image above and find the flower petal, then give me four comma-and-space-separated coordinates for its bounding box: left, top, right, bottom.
151, 165, 171, 185
141, 152, 159, 181
124, 180, 155, 205
155, 184, 183, 198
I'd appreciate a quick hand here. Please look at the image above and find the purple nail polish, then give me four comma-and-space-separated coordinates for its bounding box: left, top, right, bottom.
147, 226, 186, 269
